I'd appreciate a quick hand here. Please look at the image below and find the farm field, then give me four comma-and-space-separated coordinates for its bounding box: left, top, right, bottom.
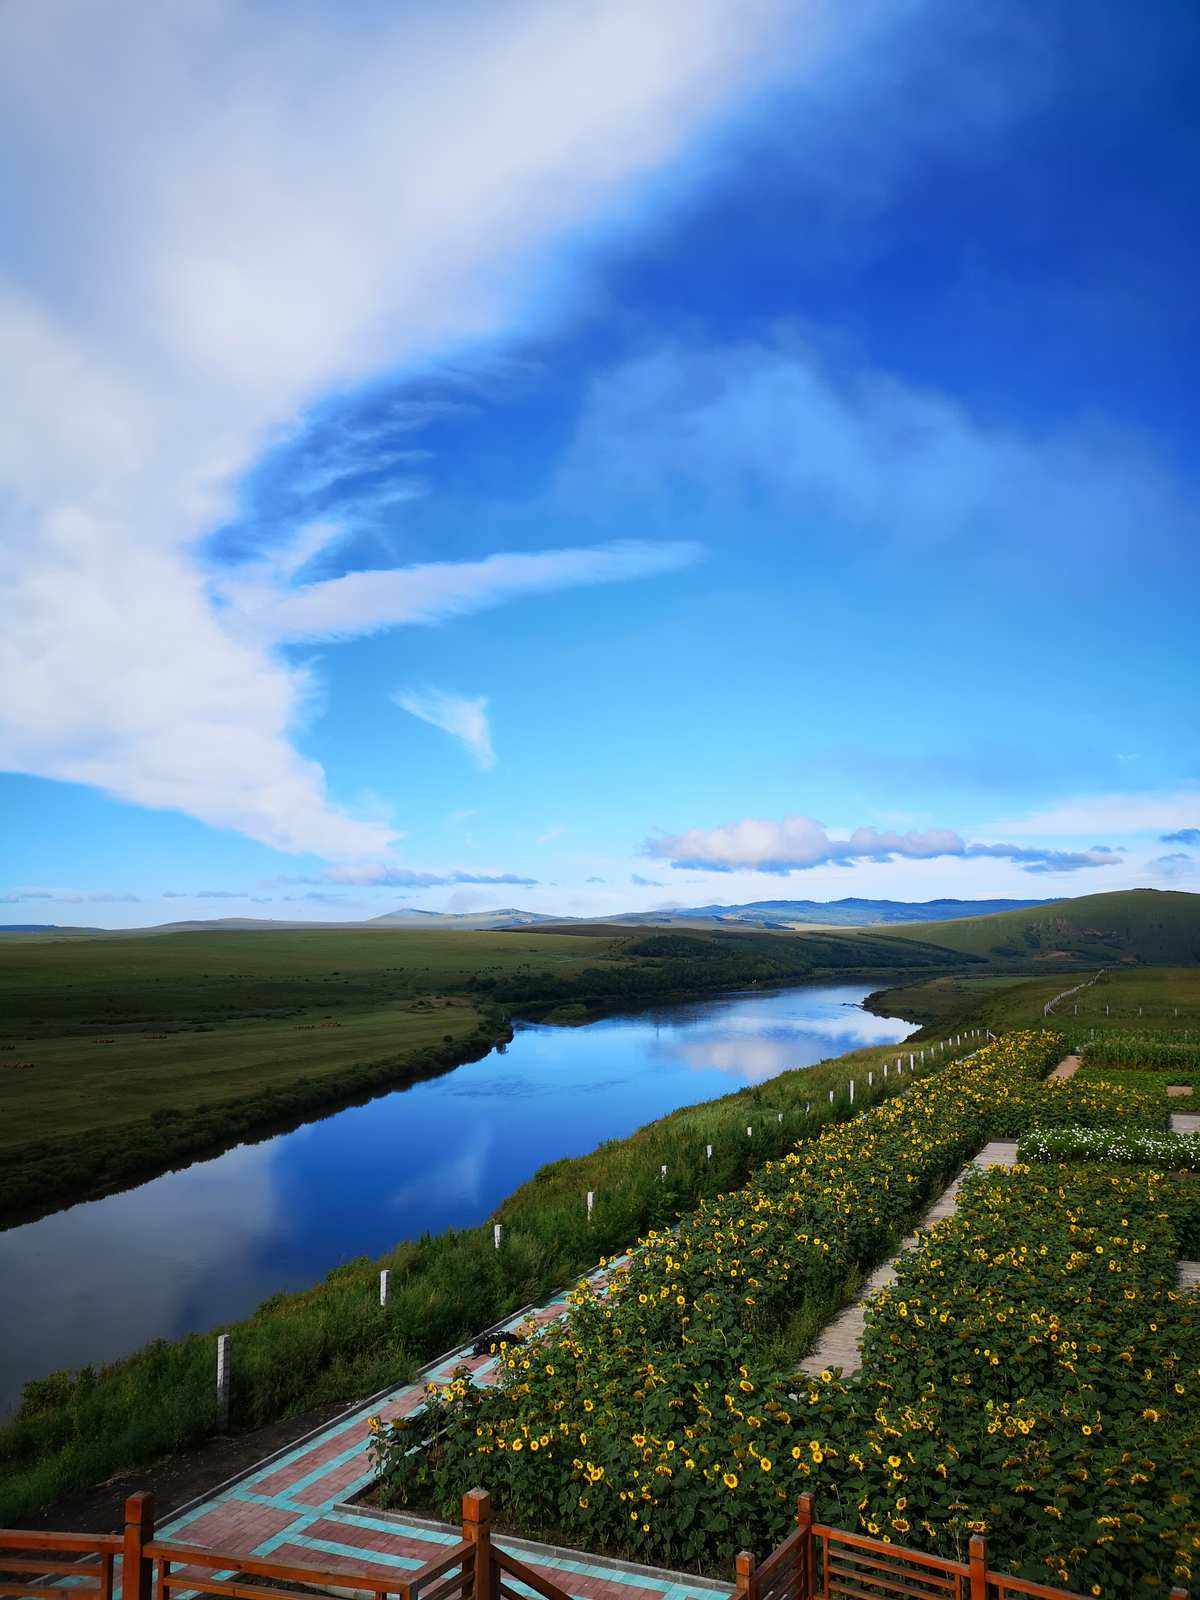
373, 1027, 1196, 1592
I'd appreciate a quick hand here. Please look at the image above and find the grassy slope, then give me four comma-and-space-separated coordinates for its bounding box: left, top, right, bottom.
882, 886, 1200, 967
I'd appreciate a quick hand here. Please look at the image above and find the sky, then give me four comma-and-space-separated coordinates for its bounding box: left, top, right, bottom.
1, 0, 1198, 928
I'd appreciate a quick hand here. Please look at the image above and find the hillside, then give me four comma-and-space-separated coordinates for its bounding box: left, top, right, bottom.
604, 896, 1052, 929
884, 887, 1200, 967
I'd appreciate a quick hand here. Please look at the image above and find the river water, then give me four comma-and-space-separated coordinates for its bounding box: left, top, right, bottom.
0, 981, 917, 1416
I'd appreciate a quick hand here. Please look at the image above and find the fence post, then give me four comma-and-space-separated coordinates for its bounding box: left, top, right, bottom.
216, 1334, 230, 1430
493, 1223, 502, 1249
379, 1269, 391, 1308
122, 1492, 154, 1600
734, 1550, 758, 1600
586, 1189, 594, 1219
795, 1494, 815, 1598
848, 1079, 854, 1104
462, 1488, 494, 1600
967, 1534, 986, 1600
706, 1144, 713, 1160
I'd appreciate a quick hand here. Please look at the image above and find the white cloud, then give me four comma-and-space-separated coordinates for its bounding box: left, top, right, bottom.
232, 540, 700, 646
646, 814, 1122, 875
988, 787, 1200, 838
393, 687, 495, 771
0, 0, 805, 857
558, 338, 1198, 567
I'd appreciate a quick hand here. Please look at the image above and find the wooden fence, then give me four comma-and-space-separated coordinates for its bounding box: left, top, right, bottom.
0, 1490, 569, 1600
734, 1493, 1188, 1600
3, 1490, 1188, 1600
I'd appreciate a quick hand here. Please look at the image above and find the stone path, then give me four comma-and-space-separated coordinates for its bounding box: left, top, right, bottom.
795, 1140, 1020, 1379
1180, 1262, 1200, 1292
1171, 1112, 1200, 1133
115, 1256, 729, 1600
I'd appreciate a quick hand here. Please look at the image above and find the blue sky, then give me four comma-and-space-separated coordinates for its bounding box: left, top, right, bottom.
1, 0, 1197, 926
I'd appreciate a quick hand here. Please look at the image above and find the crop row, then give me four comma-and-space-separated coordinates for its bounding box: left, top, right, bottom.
375, 1031, 1088, 1564
813, 1163, 1200, 1595
1083, 1033, 1200, 1072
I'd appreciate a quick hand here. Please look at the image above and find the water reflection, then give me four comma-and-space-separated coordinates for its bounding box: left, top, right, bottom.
0, 981, 915, 1415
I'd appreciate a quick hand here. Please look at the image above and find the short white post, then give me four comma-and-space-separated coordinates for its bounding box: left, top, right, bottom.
705, 1143, 712, 1160
848, 1079, 854, 1103
746, 1124, 752, 1138
493, 1223, 502, 1249
867, 1070, 873, 1088
805, 1102, 811, 1115
883, 1062, 888, 1079
777, 1111, 783, 1123
379, 1269, 391, 1308
661, 1163, 668, 1180
828, 1089, 834, 1104
216, 1334, 230, 1431
586, 1189, 594, 1220
920, 1049, 924, 1062
909, 1053, 914, 1069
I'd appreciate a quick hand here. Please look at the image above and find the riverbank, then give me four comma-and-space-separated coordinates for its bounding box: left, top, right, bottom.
0, 923, 952, 1225
0, 1012, 969, 1526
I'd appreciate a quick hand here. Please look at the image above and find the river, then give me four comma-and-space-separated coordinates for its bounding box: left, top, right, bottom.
0, 981, 917, 1416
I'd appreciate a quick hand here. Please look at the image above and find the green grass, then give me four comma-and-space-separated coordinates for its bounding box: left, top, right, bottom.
871, 963, 1200, 1041
0, 924, 951, 1221
0, 1029, 975, 1524
883, 887, 1200, 968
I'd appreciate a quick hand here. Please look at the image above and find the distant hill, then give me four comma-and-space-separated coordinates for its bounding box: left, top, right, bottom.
603, 896, 1052, 930
369, 906, 562, 929
885, 888, 1200, 967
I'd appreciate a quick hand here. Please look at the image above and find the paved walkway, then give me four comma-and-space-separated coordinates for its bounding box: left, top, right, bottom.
143, 1257, 729, 1600
795, 1140, 1020, 1379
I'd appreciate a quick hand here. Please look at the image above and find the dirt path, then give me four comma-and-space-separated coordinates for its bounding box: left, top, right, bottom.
1050, 1054, 1081, 1079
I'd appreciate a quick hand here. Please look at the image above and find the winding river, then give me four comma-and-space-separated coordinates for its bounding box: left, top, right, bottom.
0, 981, 917, 1416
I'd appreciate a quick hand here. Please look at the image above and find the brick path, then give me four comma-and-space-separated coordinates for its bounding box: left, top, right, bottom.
140, 1256, 730, 1600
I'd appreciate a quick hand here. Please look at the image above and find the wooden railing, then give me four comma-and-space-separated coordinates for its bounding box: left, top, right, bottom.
734, 1494, 1188, 1600
5, 1489, 1188, 1600
0, 1490, 568, 1600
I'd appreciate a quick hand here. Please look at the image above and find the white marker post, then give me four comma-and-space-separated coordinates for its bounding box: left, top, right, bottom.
867, 1070, 873, 1088
379, 1269, 391, 1308
493, 1223, 502, 1249
586, 1189, 594, 1220
216, 1334, 230, 1432
661, 1164, 668, 1180
705, 1143, 713, 1160
828, 1089, 834, 1104
848, 1079, 854, 1104
746, 1125, 753, 1138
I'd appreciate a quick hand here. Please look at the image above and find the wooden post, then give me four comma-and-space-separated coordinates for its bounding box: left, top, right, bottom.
734, 1550, 758, 1600
796, 1494, 815, 1599
967, 1534, 986, 1600
462, 1488, 494, 1600
122, 1492, 154, 1600
216, 1334, 230, 1430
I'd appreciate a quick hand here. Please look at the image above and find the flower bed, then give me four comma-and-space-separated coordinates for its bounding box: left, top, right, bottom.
816, 1163, 1200, 1595
371, 1031, 1068, 1565
1021, 1123, 1200, 1174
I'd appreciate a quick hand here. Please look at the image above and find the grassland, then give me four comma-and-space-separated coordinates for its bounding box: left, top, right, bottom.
0, 923, 953, 1222
884, 885, 1200, 967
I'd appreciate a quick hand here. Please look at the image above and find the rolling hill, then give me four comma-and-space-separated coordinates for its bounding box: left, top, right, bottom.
884, 888, 1200, 967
